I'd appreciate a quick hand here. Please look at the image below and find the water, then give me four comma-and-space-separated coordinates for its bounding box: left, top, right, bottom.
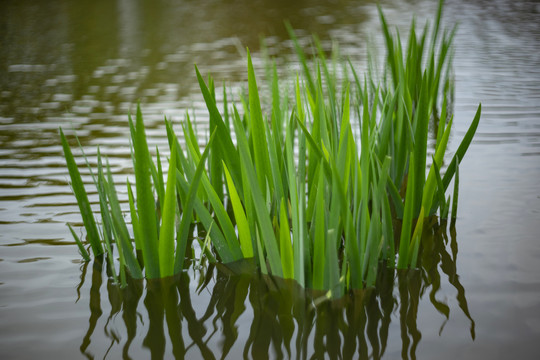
1, 0, 539, 358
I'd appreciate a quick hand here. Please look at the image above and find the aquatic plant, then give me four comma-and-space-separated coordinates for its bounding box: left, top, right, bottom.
61, 0, 480, 296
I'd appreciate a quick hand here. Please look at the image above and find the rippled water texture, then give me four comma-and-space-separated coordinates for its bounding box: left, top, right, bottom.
1, 0, 539, 358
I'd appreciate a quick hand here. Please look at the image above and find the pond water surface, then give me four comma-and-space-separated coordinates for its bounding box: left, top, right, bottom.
1, 0, 539, 359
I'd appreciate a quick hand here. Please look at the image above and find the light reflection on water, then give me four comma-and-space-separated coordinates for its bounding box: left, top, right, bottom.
0, 0, 539, 358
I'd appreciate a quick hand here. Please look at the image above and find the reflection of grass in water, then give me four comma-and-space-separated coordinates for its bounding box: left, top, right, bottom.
61, 0, 481, 296
76, 218, 474, 359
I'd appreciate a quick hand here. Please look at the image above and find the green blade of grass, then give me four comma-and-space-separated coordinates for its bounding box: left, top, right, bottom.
67, 223, 90, 261
60, 128, 103, 256
247, 49, 274, 195
376, 156, 393, 262
431, 155, 449, 218
312, 166, 326, 290
184, 132, 242, 260
176, 173, 235, 264
266, 119, 285, 209
104, 160, 130, 249
171, 123, 234, 264
197, 221, 214, 268
96, 149, 114, 251
285, 115, 304, 286
96, 161, 130, 283
150, 146, 165, 216
326, 158, 348, 292
378, 3, 398, 88
207, 76, 225, 203
442, 104, 481, 190
412, 76, 430, 216
158, 141, 177, 278
233, 104, 283, 278
279, 199, 294, 279
127, 179, 142, 251
451, 155, 460, 222
100, 212, 119, 285
397, 151, 416, 269
408, 206, 425, 268
195, 65, 242, 188
285, 22, 316, 97
92, 154, 119, 283
129, 105, 159, 279
174, 130, 218, 274
224, 163, 253, 258
422, 117, 453, 214
103, 160, 142, 279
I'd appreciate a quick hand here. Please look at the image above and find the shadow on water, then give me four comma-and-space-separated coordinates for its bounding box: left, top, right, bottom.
76, 217, 474, 359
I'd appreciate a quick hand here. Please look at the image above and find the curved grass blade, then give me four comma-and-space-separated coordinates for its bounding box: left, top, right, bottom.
422, 117, 453, 215
441, 104, 481, 190
60, 128, 103, 256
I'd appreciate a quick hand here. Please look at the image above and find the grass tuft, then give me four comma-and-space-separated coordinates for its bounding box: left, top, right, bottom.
62, 0, 480, 295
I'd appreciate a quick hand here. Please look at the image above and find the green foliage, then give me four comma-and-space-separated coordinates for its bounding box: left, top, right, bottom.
62, 0, 480, 295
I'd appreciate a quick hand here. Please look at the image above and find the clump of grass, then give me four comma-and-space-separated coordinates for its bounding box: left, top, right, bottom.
61, 0, 480, 295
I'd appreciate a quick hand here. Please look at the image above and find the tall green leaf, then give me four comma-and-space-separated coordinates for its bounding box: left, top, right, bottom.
60, 128, 103, 256
224, 163, 253, 258
129, 105, 159, 279
174, 130, 217, 273
158, 142, 178, 278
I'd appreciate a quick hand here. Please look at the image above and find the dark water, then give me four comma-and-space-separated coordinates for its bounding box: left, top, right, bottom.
1, 0, 539, 358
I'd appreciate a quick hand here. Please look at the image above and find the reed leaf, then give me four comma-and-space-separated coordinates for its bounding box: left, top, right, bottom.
451, 155, 460, 222
247, 49, 274, 196
127, 180, 142, 251
441, 104, 481, 190
398, 151, 416, 269
279, 199, 294, 279
195, 65, 242, 190
224, 163, 253, 258
158, 141, 177, 278
174, 130, 217, 274
129, 105, 160, 279
60, 128, 103, 256
234, 109, 283, 277
67, 223, 90, 261
312, 166, 326, 290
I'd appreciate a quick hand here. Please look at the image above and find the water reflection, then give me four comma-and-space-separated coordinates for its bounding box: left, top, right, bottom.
77, 219, 474, 359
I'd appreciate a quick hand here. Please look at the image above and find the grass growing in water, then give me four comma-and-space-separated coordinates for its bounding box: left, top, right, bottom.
61, 0, 480, 296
